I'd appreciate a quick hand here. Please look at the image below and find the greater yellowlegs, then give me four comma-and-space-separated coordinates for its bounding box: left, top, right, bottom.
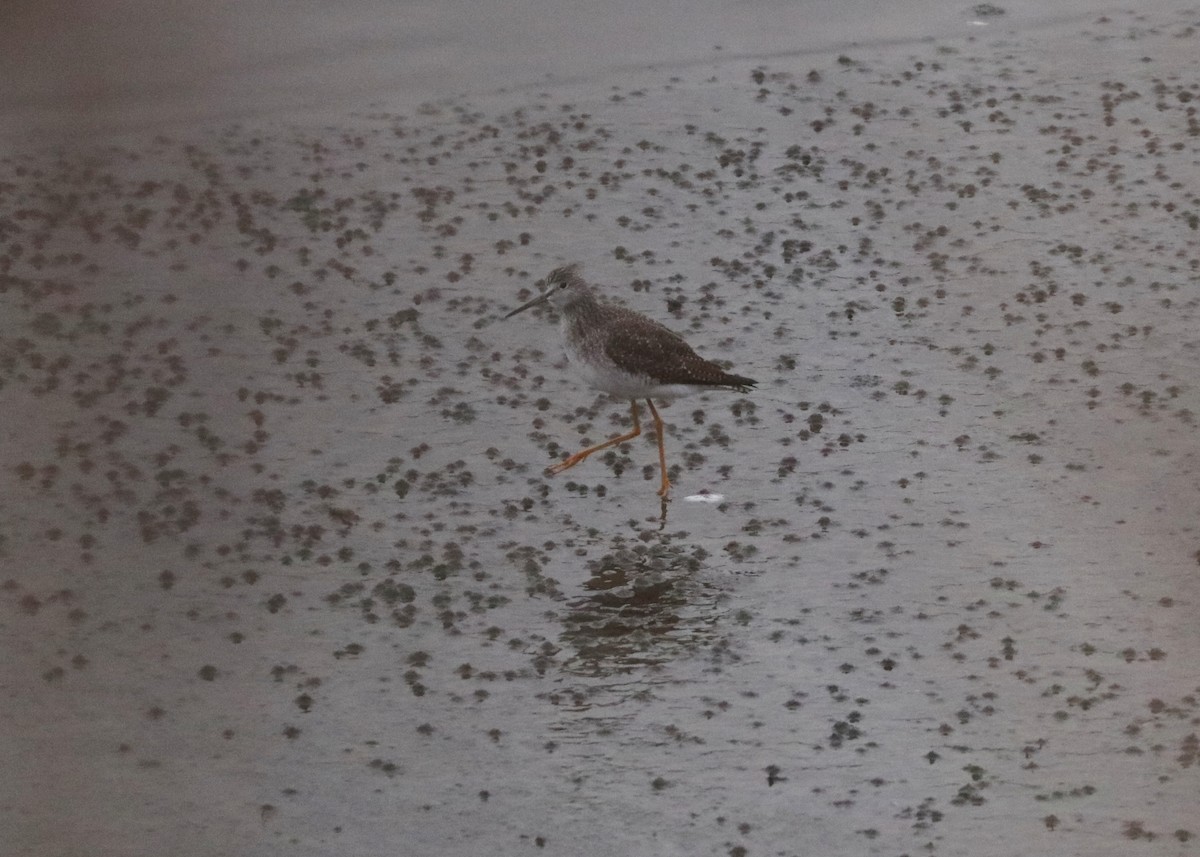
504, 264, 756, 498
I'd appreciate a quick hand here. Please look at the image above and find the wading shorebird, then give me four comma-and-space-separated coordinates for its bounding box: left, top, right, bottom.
504, 264, 756, 498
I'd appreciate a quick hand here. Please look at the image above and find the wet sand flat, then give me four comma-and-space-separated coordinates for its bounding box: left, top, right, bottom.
1, 3, 1198, 855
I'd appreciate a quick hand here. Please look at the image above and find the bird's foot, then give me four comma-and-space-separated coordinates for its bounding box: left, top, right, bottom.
546, 454, 586, 476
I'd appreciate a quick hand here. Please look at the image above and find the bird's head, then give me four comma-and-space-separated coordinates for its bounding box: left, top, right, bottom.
504, 264, 590, 319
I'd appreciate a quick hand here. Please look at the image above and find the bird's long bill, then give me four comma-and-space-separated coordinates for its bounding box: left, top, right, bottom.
503, 289, 552, 319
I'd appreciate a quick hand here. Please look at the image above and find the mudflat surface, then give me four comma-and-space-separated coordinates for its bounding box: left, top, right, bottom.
2, 3, 1198, 855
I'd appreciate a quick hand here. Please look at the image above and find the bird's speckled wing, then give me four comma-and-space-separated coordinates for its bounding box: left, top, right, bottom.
602, 318, 756, 391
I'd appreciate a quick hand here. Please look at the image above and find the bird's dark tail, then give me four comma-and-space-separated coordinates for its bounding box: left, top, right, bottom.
721, 374, 757, 394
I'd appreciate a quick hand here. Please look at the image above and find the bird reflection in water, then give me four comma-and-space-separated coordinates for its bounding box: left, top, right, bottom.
558, 546, 722, 688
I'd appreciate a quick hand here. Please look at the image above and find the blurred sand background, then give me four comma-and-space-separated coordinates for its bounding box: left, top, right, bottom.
2, 1, 1198, 855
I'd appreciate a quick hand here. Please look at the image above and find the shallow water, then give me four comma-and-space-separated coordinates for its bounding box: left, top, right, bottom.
2, 2, 1199, 855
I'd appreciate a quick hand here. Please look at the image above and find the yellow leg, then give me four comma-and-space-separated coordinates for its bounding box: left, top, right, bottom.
547, 400, 642, 476
645, 398, 671, 498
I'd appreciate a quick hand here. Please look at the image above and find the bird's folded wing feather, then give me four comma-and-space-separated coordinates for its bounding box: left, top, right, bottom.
603, 324, 732, 386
